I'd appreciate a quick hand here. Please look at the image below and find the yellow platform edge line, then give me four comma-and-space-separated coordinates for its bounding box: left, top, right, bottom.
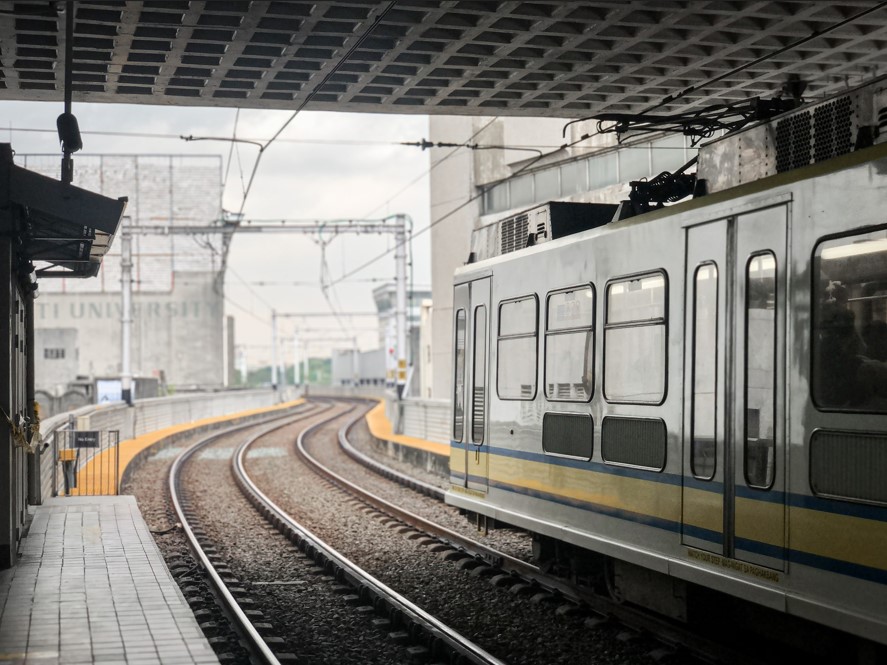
365, 400, 450, 457
70, 398, 305, 495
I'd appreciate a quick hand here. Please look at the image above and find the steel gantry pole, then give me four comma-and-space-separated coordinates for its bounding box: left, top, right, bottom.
126, 215, 413, 398
394, 214, 408, 398
270, 309, 278, 391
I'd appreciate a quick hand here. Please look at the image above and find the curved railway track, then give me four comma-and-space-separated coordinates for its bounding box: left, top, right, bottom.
306, 400, 765, 665
158, 397, 775, 664
169, 400, 504, 665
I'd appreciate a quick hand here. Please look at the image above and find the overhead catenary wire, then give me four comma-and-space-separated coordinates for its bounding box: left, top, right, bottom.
562, 0, 887, 138
184, 1, 399, 218
361, 116, 501, 220
331, 127, 603, 288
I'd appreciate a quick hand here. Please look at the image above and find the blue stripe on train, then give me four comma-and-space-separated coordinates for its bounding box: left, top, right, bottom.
451, 441, 887, 523
450, 472, 887, 585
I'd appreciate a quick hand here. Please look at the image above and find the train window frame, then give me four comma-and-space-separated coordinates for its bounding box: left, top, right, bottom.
496, 294, 539, 401
810, 225, 887, 415
453, 308, 466, 443
471, 304, 488, 445
743, 251, 777, 491
544, 284, 595, 403
602, 269, 669, 406
691, 262, 718, 481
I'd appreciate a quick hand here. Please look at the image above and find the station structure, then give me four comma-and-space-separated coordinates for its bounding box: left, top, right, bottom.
1, 2, 887, 662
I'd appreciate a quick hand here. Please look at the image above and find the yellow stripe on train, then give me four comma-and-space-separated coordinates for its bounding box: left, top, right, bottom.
790, 506, 887, 571
487, 453, 681, 522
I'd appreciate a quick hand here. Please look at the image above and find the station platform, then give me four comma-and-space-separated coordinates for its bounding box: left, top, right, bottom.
364, 401, 449, 458
0, 496, 218, 665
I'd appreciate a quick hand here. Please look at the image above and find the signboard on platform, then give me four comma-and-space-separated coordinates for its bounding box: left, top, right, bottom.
72, 431, 100, 448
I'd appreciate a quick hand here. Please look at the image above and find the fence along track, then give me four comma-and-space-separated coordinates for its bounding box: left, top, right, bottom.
234, 404, 507, 665
169, 405, 325, 665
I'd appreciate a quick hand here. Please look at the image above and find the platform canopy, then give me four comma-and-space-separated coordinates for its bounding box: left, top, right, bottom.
1, 2, 886, 118
3, 145, 127, 279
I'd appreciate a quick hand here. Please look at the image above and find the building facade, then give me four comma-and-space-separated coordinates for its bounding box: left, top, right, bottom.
18, 154, 227, 395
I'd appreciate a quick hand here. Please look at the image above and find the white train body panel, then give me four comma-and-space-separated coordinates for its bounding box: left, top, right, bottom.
447, 143, 887, 644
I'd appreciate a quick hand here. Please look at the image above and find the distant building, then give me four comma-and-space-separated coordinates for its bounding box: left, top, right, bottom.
19, 154, 228, 395
330, 348, 386, 387
372, 282, 431, 395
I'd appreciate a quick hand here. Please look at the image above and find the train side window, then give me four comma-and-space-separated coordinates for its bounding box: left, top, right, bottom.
545, 285, 595, 402
472, 305, 487, 444
691, 264, 718, 479
497, 295, 538, 400
604, 272, 667, 404
453, 309, 466, 442
745, 253, 777, 489
812, 228, 887, 413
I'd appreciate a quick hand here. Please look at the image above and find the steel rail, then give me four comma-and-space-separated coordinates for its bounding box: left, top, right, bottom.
168, 404, 325, 665
234, 404, 507, 665
335, 401, 446, 501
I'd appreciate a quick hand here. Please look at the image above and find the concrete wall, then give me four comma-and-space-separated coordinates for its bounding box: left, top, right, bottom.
35, 271, 223, 389
429, 116, 481, 401
34, 328, 78, 393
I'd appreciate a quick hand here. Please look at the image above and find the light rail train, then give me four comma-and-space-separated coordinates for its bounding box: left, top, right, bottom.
446, 78, 887, 657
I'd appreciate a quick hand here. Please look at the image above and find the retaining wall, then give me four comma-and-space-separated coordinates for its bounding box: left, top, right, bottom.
36, 388, 293, 502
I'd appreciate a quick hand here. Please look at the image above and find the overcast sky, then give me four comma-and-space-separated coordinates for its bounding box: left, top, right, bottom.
1, 100, 432, 366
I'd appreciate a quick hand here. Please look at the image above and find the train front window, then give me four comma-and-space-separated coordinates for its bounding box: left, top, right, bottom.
545, 286, 595, 402
813, 229, 887, 413
745, 253, 776, 489
604, 272, 667, 404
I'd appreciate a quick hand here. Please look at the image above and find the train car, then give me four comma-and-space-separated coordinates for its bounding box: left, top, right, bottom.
446, 77, 887, 655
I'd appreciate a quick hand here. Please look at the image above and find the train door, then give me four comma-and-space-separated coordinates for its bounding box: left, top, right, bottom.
682, 206, 787, 571
682, 219, 728, 554
453, 277, 491, 492
731, 206, 787, 570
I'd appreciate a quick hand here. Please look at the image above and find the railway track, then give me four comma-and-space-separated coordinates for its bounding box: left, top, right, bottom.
306, 400, 768, 665
169, 400, 503, 665
156, 396, 775, 664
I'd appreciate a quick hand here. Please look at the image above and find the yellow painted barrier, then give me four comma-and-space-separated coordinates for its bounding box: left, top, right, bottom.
70, 398, 304, 496
364, 400, 449, 458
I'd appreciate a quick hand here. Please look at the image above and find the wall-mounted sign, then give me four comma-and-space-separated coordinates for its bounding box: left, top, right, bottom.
72, 431, 100, 448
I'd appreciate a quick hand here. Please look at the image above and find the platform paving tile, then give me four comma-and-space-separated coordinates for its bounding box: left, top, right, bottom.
0, 497, 219, 664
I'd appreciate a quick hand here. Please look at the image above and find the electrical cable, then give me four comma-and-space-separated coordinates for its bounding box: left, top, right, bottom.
361, 116, 500, 219
221, 109, 239, 194
230, 1, 398, 218
223, 295, 271, 327
562, 0, 887, 137
5, 126, 409, 146
331, 127, 603, 287
227, 265, 273, 311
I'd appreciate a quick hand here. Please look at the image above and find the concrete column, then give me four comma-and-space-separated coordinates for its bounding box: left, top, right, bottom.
270, 310, 278, 391
394, 215, 408, 398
